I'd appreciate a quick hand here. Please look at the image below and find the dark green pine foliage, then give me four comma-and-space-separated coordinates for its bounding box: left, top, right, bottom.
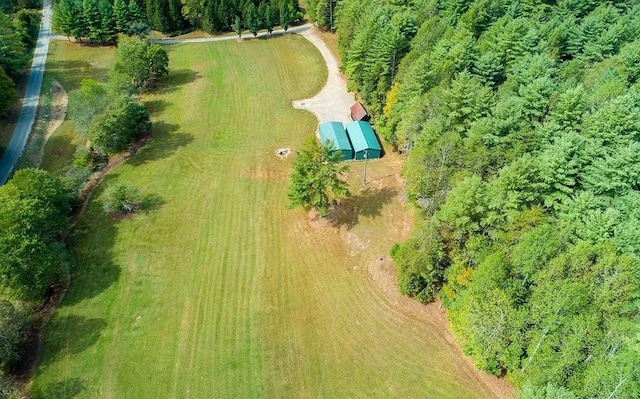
337, 0, 640, 397
127, 0, 149, 36
113, 0, 130, 34
245, 2, 258, 36
279, 0, 291, 32
263, 2, 274, 34
52, 0, 76, 39
99, 0, 118, 43
0, 12, 28, 81
0, 66, 17, 114
82, 0, 103, 42
233, 14, 241, 37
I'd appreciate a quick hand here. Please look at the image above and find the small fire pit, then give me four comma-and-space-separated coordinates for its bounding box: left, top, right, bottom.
275, 147, 291, 158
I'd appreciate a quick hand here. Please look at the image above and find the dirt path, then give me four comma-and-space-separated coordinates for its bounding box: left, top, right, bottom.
292, 27, 355, 124
44, 81, 68, 144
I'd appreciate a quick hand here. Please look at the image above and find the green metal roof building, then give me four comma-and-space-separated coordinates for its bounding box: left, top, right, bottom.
318, 121, 353, 161
346, 121, 382, 160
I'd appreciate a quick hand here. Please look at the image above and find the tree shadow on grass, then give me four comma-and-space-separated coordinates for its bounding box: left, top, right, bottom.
37, 315, 106, 368
141, 192, 165, 214
128, 122, 194, 167
327, 186, 397, 230
144, 99, 167, 113
31, 377, 86, 399
155, 69, 200, 95
45, 60, 109, 92
63, 176, 122, 305
40, 133, 75, 173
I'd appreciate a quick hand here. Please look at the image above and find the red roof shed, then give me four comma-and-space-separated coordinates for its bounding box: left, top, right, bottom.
350, 102, 369, 121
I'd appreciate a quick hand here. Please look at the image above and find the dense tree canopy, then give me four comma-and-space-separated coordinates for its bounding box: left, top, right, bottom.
182, 0, 300, 33
0, 11, 30, 82
337, 0, 640, 397
89, 96, 150, 154
52, 0, 303, 36
113, 35, 169, 89
53, 0, 151, 42
0, 169, 72, 300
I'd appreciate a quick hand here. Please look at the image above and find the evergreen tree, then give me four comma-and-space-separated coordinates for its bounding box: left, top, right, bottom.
264, 3, 274, 34
279, 0, 290, 32
82, 0, 102, 42
113, 0, 130, 34
233, 14, 242, 38
52, 0, 76, 39
287, 137, 350, 217
126, 0, 149, 36
245, 2, 258, 37
99, 0, 118, 43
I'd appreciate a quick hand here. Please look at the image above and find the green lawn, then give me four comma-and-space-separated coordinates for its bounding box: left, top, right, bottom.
32, 36, 507, 398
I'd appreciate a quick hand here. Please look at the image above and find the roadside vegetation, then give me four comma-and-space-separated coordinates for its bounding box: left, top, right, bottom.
0, 0, 41, 155
0, 21, 167, 394
337, 0, 640, 397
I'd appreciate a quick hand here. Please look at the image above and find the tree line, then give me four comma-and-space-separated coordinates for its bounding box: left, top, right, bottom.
53, 0, 152, 42
337, 0, 640, 398
52, 0, 303, 40
182, 0, 301, 33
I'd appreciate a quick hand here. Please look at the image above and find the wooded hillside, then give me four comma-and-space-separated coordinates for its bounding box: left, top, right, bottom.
337, 1, 640, 397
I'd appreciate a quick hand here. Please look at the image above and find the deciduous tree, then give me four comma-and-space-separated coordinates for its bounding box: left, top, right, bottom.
89, 97, 150, 154
113, 35, 169, 89
101, 182, 142, 214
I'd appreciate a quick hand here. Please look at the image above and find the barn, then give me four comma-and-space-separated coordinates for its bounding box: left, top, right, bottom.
318, 121, 354, 161
350, 101, 369, 121
346, 121, 382, 160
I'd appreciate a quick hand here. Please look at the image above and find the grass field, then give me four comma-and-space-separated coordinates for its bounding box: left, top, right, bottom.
31, 36, 509, 398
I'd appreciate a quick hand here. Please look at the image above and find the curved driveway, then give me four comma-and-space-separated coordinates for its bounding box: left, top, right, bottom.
0, 0, 52, 184
152, 24, 355, 124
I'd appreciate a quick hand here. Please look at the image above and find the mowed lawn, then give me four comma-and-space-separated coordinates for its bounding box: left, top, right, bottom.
32, 36, 506, 398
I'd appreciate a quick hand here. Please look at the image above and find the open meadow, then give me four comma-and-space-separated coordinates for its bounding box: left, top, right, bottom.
31, 35, 511, 398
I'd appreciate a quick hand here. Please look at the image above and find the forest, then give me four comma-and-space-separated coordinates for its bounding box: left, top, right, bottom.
51, 0, 302, 39
337, 0, 640, 397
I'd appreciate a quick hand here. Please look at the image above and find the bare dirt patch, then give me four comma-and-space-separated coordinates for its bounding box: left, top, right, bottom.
243, 165, 288, 180
45, 80, 68, 144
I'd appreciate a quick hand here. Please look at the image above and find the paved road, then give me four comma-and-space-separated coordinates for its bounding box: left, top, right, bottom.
0, 0, 52, 185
